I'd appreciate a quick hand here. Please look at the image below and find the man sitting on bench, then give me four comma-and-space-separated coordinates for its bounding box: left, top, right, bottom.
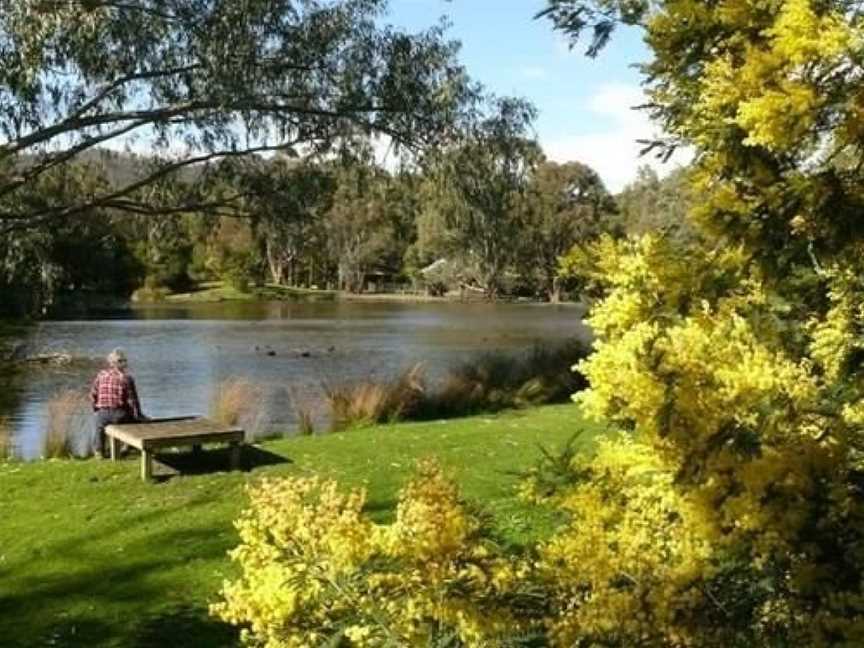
89, 348, 146, 458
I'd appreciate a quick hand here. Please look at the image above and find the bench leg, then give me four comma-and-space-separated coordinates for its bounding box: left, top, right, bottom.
109, 436, 120, 462
141, 450, 153, 481
229, 442, 241, 471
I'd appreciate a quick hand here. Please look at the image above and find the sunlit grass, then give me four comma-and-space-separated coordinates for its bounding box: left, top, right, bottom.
161, 281, 338, 304
0, 403, 602, 648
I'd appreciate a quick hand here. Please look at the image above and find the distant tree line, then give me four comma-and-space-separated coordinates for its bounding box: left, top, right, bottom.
0, 0, 691, 317
0, 137, 688, 317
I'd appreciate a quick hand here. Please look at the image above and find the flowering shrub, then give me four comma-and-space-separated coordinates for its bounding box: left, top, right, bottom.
211, 459, 537, 646
211, 475, 375, 646
538, 436, 714, 646
559, 231, 864, 645
541, 0, 864, 640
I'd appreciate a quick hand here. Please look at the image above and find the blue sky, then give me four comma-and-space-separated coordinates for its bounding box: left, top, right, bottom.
386, 0, 684, 191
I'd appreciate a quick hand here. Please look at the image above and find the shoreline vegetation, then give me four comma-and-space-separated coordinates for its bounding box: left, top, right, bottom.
323, 340, 589, 431
0, 403, 603, 648
2, 285, 583, 328
132, 281, 339, 305
131, 281, 581, 307
8, 339, 589, 461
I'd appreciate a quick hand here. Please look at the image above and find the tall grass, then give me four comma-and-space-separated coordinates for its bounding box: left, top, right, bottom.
322, 340, 590, 431
0, 417, 13, 460
44, 390, 89, 458
296, 407, 316, 436
289, 388, 318, 436
211, 378, 266, 440
324, 364, 426, 431
430, 339, 589, 417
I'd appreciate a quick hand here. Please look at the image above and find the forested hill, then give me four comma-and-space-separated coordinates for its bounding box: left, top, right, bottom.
16, 148, 202, 189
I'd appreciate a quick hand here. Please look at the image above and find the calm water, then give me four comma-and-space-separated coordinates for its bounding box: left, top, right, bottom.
1, 300, 590, 458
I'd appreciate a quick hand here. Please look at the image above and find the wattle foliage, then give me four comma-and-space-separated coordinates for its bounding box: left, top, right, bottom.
554, 0, 864, 644
211, 460, 537, 646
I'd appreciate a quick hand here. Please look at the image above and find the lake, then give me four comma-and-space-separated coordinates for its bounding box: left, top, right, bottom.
0, 300, 590, 458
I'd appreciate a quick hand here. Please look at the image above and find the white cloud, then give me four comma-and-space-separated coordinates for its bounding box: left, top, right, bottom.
542, 82, 691, 193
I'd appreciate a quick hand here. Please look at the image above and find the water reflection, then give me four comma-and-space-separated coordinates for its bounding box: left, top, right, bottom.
2, 301, 590, 458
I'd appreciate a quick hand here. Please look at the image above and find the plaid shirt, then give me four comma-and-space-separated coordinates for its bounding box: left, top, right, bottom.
90, 368, 143, 419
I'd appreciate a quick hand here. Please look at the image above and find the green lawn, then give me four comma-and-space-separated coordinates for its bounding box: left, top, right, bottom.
159, 281, 337, 304
0, 404, 604, 648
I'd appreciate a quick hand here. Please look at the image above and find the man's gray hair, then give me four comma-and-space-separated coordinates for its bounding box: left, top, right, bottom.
107, 348, 128, 368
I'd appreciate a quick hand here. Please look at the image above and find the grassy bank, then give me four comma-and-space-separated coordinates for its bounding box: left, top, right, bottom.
160, 283, 451, 305
135, 281, 580, 306
133, 281, 339, 304
0, 404, 604, 648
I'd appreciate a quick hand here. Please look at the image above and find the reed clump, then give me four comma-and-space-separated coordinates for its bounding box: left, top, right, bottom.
296, 407, 316, 436
289, 388, 318, 436
44, 390, 89, 458
322, 340, 590, 431
0, 417, 13, 460
324, 364, 426, 431
211, 378, 266, 439
431, 339, 590, 417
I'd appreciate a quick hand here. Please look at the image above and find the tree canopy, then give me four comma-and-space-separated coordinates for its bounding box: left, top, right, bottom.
0, 0, 473, 232
521, 159, 617, 302
545, 0, 864, 643
420, 97, 540, 298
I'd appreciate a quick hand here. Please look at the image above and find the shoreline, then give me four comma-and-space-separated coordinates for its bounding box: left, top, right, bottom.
130, 281, 579, 307
3, 284, 584, 320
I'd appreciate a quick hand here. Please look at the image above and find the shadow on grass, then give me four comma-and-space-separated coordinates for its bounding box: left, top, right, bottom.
0, 492, 243, 647
362, 497, 398, 524
151, 445, 291, 481
0, 524, 240, 648
8, 606, 239, 648
130, 605, 239, 648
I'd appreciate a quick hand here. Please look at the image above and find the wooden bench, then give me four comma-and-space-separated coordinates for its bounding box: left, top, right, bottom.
105, 416, 245, 481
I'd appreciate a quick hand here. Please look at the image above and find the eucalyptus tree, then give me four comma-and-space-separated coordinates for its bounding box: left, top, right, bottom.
0, 159, 117, 315
616, 165, 693, 240
423, 97, 540, 299
0, 0, 473, 233
231, 156, 335, 287
521, 159, 617, 302
324, 154, 393, 293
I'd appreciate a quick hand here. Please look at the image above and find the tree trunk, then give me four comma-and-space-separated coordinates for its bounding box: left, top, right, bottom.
549, 276, 562, 303
482, 262, 500, 301
265, 240, 284, 285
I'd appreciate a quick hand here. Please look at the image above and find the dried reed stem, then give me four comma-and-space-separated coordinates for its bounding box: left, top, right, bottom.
44, 390, 88, 459
0, 417, 13, 460
211, 378, 266, 439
